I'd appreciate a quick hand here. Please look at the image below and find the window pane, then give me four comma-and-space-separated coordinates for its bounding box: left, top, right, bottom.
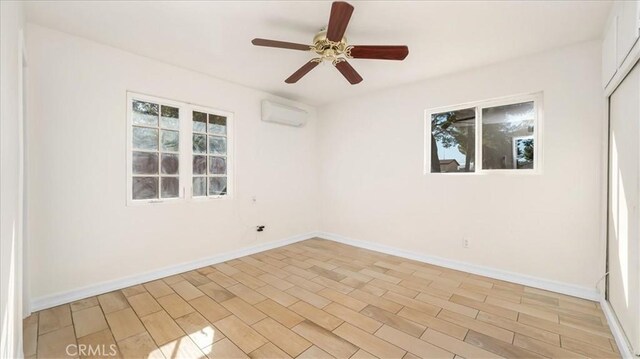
208, 115, 226, 135
161, 105, 179, 129
132, 100, 159, 126
132, 177, 158, 199
161, 177, 179, 198
514, 137, 534, 169
133, 127, 158, 150
193, 111, 207, 132
208, 136, 227, 155
193, 155, 206, 175
132, 152, 158, 174
209, 156, 226, 175
208, 177, 227, 196
193, 134, 206, 154
193, 177, 206, 197
161, 130, 179, 152
161, 154, 179, 174
431, 108, 475, 173
481, 101, 535, 170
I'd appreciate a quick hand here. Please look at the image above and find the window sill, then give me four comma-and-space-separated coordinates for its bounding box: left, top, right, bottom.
424, 169, 542, 176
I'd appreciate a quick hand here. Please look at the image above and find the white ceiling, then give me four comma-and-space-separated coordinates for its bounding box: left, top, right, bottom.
25, 1, 611, 106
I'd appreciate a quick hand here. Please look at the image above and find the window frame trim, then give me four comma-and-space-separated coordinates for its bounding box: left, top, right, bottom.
126, 92, 234, 205
424, 92, 544, 176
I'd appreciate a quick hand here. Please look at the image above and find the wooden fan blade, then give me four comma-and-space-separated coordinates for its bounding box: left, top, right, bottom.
251, 38, 311, 51
285, 60, 320, 83
348, 45, 409, 60
327, 1, 354, 42
334, 60, 362, 84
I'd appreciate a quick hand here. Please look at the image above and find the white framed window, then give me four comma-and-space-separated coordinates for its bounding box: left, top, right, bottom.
126, 92, 233, 205
190, 105, 233, 199
425, 92, 542, 174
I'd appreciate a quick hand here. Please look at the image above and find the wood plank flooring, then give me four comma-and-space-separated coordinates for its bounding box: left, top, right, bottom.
23, 239, 620, 358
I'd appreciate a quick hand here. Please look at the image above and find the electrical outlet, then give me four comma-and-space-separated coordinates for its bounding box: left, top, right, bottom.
462, 238, 470, 248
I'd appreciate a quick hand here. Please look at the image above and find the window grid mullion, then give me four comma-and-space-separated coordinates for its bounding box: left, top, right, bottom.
476, 106, 482, 174
157, 119, 161, 196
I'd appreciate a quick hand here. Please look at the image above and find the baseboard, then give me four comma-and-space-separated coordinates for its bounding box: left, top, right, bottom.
30, 231, 320, 312
318, 232, 600, 301
32, 230, 602, 312
26, 231, 636, 355
600, 296, 636, 358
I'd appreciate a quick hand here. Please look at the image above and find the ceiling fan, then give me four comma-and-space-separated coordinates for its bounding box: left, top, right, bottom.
251, 1, 409, 85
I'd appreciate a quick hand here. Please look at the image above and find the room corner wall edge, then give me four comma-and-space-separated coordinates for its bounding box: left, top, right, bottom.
318, 232, 600, 302
600, 295, 636, 359
30, 231, 320, 312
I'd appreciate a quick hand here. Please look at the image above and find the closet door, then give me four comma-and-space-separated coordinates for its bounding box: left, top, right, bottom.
608, 62, 640, 355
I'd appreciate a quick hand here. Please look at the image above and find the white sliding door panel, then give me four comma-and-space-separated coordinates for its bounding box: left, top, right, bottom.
608, 62, 640, 355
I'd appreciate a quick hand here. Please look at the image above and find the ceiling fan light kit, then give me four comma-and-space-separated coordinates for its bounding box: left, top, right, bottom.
251, 1, 409, 85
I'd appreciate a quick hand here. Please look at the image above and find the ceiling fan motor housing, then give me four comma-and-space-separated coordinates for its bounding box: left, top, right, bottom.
312, 30, 351, 64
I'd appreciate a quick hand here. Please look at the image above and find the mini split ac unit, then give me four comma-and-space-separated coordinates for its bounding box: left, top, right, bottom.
261, 100, 308, 127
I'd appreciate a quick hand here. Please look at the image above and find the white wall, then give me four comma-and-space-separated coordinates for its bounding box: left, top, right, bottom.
25, 22, 606, 307
318, 41, 605, 290
26, 25, 319, 303
1, 1, 25, 358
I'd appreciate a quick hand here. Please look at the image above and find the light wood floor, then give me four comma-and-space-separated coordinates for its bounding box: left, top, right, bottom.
24, 239, 620, 359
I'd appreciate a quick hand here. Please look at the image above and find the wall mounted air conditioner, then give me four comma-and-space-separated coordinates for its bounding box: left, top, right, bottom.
261, 100, 308, 127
